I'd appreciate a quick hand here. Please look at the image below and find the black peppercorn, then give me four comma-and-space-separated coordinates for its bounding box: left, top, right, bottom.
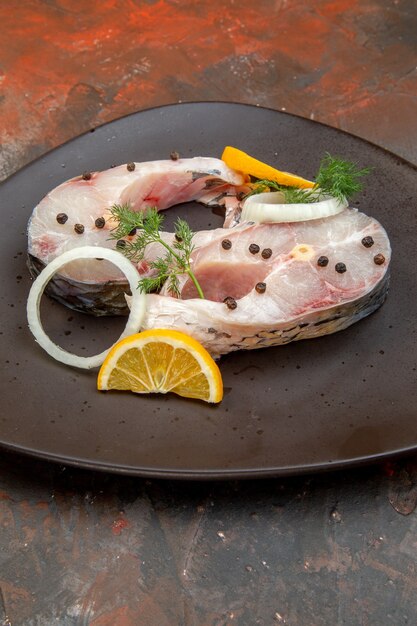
56, 213, 68, 224
127, 162, 136, 171
170, 151, 180, 161
222, 239, 232, 250
335, 262, 347, 273
74, 223, 85, 234
374, 253, 385, 265
317, 256, 329, 267
224, 296, 237, 310
82, 171, 92, 181
361, 236, 374, 248
255, 282, 266, 293
249, 243, 260, 255
116, 239, 127, 249
95, 216, 105, 228
261, 248, 272, 259
175, 233, 183, 242
129, 228, 137, 236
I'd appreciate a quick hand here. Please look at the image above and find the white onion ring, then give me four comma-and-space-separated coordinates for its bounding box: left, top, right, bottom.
26, 246, 146, 369
241, 190, 348, 223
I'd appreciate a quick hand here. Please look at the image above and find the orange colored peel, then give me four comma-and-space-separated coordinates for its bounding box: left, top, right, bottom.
221, 146, 315, 189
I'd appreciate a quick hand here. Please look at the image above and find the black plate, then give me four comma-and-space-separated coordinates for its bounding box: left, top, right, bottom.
1, 102, 416, 479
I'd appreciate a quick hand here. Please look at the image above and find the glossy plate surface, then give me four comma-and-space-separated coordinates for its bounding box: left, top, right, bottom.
1, 102, 416, 478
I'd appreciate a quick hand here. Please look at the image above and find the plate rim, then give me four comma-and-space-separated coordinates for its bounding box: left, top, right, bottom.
1, 101, 416, 188
1, 438, 416, 479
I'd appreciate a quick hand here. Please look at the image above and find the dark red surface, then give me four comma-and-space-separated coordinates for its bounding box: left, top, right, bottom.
1, 0, 416, 182
1, 1, 417, 624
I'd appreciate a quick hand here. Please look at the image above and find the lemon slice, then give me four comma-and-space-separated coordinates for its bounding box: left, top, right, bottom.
97, 329, 223, 403
221, 146, 314, 188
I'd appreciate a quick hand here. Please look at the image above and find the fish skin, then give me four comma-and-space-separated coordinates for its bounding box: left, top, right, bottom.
27, 254, 132, 316
141, 272, 389, 358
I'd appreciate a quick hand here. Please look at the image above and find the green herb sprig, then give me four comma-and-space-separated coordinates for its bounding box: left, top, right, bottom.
248, 179, 318, 204
248, 153, 371, 204
109, 204, 204, 299
315, 153, 371, 202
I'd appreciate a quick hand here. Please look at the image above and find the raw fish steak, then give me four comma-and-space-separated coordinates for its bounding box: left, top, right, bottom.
27, 158, 391, 357
139, 209, 391, 356
27, 157, 247, 315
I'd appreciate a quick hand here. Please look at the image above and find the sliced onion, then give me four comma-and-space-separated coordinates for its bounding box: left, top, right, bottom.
27, 246, 146, 369
241, 190, 348, 223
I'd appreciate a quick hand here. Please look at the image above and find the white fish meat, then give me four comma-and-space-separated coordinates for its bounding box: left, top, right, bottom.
27, 157, 247, 314
139, 209, 391, 356
27, 158, 391, 358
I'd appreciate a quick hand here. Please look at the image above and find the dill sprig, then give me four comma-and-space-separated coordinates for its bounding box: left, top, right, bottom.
248, 179, 318, 203
315, 153, 371, 202
247, 154, 371, 204
109, 204, 204, 299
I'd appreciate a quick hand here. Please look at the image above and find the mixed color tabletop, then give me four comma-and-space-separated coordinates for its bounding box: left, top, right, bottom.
1, 1, 417, 624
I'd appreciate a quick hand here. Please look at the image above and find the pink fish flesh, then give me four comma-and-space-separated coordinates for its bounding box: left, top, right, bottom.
139, 209, 391, 356
27, 157, 247, 314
